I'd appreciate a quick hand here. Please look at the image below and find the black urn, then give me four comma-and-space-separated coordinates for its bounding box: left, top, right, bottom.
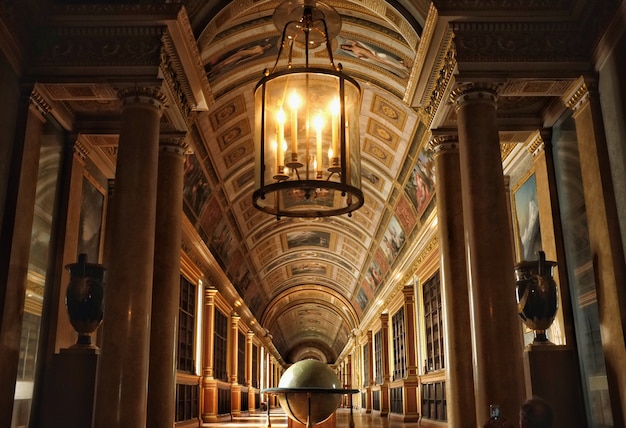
514, 251, 558, 344
65, 253, 106, 347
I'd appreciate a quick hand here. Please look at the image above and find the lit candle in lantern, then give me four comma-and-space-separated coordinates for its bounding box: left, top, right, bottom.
289, 90, 300, 157
314, 113, 323, 176
330, 96, 340, 161
277, 107, 285, 170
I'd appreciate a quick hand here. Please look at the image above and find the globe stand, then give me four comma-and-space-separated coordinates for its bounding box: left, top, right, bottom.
263, 387, 359, 428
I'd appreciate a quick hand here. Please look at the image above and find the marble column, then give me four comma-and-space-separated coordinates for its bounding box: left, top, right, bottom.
146, 135, 188, 428
230, 311, 241, 416
565, 79, 626, 426
246, 331, 255, 412
430, 134, 477, 427
366, 330, 373, 413
201, 286, 218, 422
401, 285, 420, 422
93, 86, 165, 428
0, 89, 46, 428
379, 313, 390, 417
451, 83, 525, 424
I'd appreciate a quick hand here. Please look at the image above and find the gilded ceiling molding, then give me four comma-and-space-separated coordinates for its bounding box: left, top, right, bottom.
423, 39, 456, 128
405, 2, 438, 104
400, 234, 439, 287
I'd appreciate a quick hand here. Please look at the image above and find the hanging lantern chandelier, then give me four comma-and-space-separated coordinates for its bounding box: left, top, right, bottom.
252, 0, 364, 218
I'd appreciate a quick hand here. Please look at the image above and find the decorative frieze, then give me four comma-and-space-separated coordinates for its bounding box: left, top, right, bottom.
34, 26, 166, 67
451, 21, 589, 62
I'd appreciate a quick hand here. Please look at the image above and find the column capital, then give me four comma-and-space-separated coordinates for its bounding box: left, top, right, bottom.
230, 311, 240, 321
402, 285, 415, 302
450, 82, 500, 109
527, 130, 551, 158
380, 312, 389, 325
205, 285, 218, 299
563, 77, 597, 113
429, 134, 459, 155
118, 85, 167, 111
159, 132, 190, 156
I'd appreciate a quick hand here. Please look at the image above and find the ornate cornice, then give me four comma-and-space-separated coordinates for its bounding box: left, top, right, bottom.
451, 21, 590, 63
434, 0, 575, 11
423, 40, 456, 127
33, 25, 165, 68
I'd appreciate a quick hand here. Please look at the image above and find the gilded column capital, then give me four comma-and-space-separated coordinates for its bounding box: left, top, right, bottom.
230, 310, 240, 321
563, 77, 596, 113
527, 130, 550, 157
429, 134, 459, 156
450, 82, 500, 109
204, 285, 218, 301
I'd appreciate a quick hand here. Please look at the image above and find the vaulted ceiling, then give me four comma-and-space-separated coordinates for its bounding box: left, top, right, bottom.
8, 0, 614, 364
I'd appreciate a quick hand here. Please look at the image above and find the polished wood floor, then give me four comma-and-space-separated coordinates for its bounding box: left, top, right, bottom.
202, 408, 418, 428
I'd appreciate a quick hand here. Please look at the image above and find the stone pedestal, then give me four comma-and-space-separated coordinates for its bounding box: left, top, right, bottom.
523, 345, 585, 428
43, 348, 99, 428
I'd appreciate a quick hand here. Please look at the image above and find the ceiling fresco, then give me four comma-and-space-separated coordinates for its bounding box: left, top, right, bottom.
186, 0, 430, 361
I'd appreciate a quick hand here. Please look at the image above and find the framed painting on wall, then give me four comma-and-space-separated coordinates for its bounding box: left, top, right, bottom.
78, 175, 105, 263
512, 172, 542, 262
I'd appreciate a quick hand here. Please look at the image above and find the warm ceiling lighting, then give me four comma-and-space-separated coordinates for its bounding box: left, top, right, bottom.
253, 0, 364, 219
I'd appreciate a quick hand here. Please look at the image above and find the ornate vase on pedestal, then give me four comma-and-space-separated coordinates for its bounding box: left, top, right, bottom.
65, 253, 106, 348
514, 251, 558, 344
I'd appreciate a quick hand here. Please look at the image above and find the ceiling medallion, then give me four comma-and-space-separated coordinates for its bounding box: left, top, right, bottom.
252, 0, 364, 219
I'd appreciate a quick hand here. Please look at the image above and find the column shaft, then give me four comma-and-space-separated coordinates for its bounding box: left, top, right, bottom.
0, 93, 45, 428
202, 287, 218, 422
146, 137, 187, 428
230, 312, 241, 416
366, 330, 373, 413
93, 89, 164, 428
246, 331, 254, 412
431, 135, 477, 427
401, 286, 420, 422
379, 313, 390, 417
566, 80, 626, 426
452, 83, 525, 424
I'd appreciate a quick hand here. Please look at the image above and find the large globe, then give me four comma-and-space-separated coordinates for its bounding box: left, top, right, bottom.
277, 359, 342, 425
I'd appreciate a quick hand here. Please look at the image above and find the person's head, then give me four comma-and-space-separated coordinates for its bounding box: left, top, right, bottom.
519, 397, 554, 428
